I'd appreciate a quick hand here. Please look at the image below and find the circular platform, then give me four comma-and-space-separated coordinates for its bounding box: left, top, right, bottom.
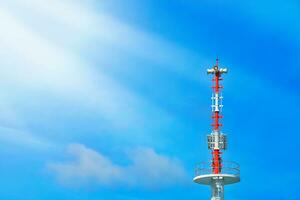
193, 161, 240, 185
193, 173, 240, 185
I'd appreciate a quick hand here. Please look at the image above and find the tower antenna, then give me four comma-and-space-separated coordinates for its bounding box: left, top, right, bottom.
194, 59, 240, 200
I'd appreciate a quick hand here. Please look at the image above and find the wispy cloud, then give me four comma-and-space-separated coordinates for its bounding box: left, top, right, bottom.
48, 144, 187, 188
0, 6, 175, 137
0, 96, 54, 149
0, 0, 201, 162
0, 125, 54, 150
3, 0, 207, 81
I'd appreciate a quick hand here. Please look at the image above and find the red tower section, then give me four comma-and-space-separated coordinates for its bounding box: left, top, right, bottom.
207, 58, 227, 174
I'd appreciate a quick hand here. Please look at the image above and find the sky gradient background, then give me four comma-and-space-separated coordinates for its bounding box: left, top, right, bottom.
0, 0, 299, 199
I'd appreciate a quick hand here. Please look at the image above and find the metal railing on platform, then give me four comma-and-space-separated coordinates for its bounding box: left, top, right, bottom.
195, 161, 240, 176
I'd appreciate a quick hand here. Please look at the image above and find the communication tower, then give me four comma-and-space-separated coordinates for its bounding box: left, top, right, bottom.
193, 59, 240, 200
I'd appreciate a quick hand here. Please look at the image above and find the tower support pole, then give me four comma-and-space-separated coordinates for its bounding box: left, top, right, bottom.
211, 179, 224, 200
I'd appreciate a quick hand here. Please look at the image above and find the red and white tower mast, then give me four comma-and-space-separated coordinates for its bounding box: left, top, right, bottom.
194, 59, 240, 200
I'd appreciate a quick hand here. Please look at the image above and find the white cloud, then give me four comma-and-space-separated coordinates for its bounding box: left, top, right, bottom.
48, 144, 187, 188
0, 0, 198, 147
125, 147, 188, 188
0, 125, 54, 150
3, 0, 207, 81
5, 0, 96, 32
0, 7, 173, 133
48, 144, 121, 186
0, 96, 54, 149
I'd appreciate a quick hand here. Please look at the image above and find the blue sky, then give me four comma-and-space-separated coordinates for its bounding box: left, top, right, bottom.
0, 0, 299, 199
